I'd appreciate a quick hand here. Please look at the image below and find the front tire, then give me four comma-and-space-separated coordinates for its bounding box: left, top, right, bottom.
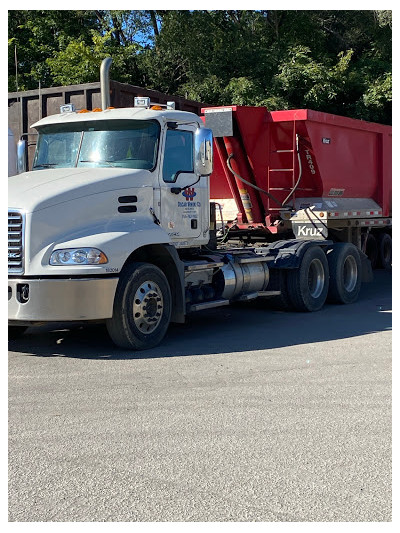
326, 243, 362, 304
287, 246, 329, 312
106, 262, 172, 350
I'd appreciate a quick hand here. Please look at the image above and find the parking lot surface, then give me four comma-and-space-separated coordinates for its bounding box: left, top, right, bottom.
8, 271, 392, 522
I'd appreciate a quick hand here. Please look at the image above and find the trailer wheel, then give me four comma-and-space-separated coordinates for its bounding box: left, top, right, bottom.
8, 326, 27, 340
106, 262, 172, 350
378, 233, 392, 270
326, 243, 362, 304
287, 246, 329, 312
365, 233, 378, 269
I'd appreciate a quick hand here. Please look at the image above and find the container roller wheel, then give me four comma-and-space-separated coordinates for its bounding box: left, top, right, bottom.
326, 243, 362, 304
287, 246, 329, 312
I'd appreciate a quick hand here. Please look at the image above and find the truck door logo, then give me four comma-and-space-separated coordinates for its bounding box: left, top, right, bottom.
182, 187, 197, 201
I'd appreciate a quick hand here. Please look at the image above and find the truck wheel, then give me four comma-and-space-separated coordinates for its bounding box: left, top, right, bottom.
365, 233, 378, 269
326, 243, 362, 304
106, 262, 172, 350
8, 326, 27, 340
378, 233, 392, 270
287, 246, 329, 312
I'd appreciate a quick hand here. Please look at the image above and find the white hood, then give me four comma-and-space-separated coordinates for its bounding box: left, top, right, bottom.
8, 167, 152, 213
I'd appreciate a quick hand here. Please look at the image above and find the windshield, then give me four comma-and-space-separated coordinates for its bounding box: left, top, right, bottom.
33, 119, 160, 170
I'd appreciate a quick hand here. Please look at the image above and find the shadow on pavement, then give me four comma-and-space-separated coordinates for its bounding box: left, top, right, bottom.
8, 271, 392, 360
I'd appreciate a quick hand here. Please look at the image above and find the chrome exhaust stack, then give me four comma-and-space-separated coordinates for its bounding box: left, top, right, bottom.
100, 57, 113, 110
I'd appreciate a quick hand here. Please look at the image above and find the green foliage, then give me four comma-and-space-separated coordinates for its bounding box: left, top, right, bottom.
272, 47, 355, 111
8, 9, 392, 124
46, 31, 139, 85
8, 10, 99, 90
222, 78, 265, 106
356, 72, 392, 122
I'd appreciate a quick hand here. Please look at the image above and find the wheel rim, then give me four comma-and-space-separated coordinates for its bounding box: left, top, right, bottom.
132, 281, 164, 334
308, 258, 325, 298
343, 255, 358, 292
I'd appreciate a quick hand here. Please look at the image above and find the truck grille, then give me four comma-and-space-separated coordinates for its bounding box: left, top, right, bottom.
8, 210, 24, 273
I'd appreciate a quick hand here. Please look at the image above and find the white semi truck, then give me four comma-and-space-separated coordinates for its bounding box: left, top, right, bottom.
8, 60, 391, 350
8, 97, 220, 349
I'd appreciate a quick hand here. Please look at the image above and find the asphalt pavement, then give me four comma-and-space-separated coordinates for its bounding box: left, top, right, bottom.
8, 270, 392, 522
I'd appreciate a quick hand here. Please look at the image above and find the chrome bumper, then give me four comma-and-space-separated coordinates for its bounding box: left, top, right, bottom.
8, 277, 119, 322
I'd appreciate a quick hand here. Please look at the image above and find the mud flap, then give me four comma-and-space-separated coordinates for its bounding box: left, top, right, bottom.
359, 250, 374, 282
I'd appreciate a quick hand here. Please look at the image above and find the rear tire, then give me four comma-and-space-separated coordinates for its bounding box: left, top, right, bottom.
106, 262, 172, 350
378, 233, 392, 270
326, 243, 362, 304
287, 246, 329, 312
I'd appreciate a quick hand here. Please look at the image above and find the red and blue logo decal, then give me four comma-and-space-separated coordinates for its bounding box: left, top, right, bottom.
182, 187, 197, 201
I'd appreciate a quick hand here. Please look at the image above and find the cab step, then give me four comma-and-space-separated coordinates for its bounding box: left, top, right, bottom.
188, 299, 230, 312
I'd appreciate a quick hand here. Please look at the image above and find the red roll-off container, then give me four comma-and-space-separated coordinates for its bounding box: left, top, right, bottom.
203, 106, 392, 221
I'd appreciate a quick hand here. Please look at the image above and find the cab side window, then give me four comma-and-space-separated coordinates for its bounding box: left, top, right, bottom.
162, 130, 193, 182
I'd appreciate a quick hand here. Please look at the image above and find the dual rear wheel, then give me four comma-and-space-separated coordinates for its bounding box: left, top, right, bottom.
326, 243, 362, 304
280, 243, 362, 312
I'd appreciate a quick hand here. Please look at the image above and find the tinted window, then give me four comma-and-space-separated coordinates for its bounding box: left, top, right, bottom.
162, 130, 193, 182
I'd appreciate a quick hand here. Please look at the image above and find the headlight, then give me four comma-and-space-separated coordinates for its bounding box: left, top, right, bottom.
49, 248, 108, 266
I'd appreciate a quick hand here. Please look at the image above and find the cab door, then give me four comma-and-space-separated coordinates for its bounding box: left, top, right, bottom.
159, 126, 208, 244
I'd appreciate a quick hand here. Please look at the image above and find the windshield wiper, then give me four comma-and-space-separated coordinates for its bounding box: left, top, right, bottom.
79, 159, 117, 167
33, 163, 58, 168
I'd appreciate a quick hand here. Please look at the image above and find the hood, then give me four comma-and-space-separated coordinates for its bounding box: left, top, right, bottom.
8, 167, 152, 213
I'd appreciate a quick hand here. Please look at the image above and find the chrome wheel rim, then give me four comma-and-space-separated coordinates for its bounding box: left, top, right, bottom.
343, 255, 358, 292
308, 259, 325, 298
132, 281, 163, 334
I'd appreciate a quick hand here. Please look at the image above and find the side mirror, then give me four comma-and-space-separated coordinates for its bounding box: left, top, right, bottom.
194, 128, 213, 176
17, 139, 27, 174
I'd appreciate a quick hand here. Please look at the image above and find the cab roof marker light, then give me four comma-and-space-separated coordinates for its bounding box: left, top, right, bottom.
60, 104, 76, 114
134, 97, 151, 108
134, 97, 176, 110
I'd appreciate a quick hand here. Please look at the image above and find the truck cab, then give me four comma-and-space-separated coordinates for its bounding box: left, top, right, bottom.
8, 99, 214, 348
30, 102, 212, 247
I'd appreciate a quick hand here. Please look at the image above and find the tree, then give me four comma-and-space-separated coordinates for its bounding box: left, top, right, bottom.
8, 10, 99, 90
8, 9, 392, 124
